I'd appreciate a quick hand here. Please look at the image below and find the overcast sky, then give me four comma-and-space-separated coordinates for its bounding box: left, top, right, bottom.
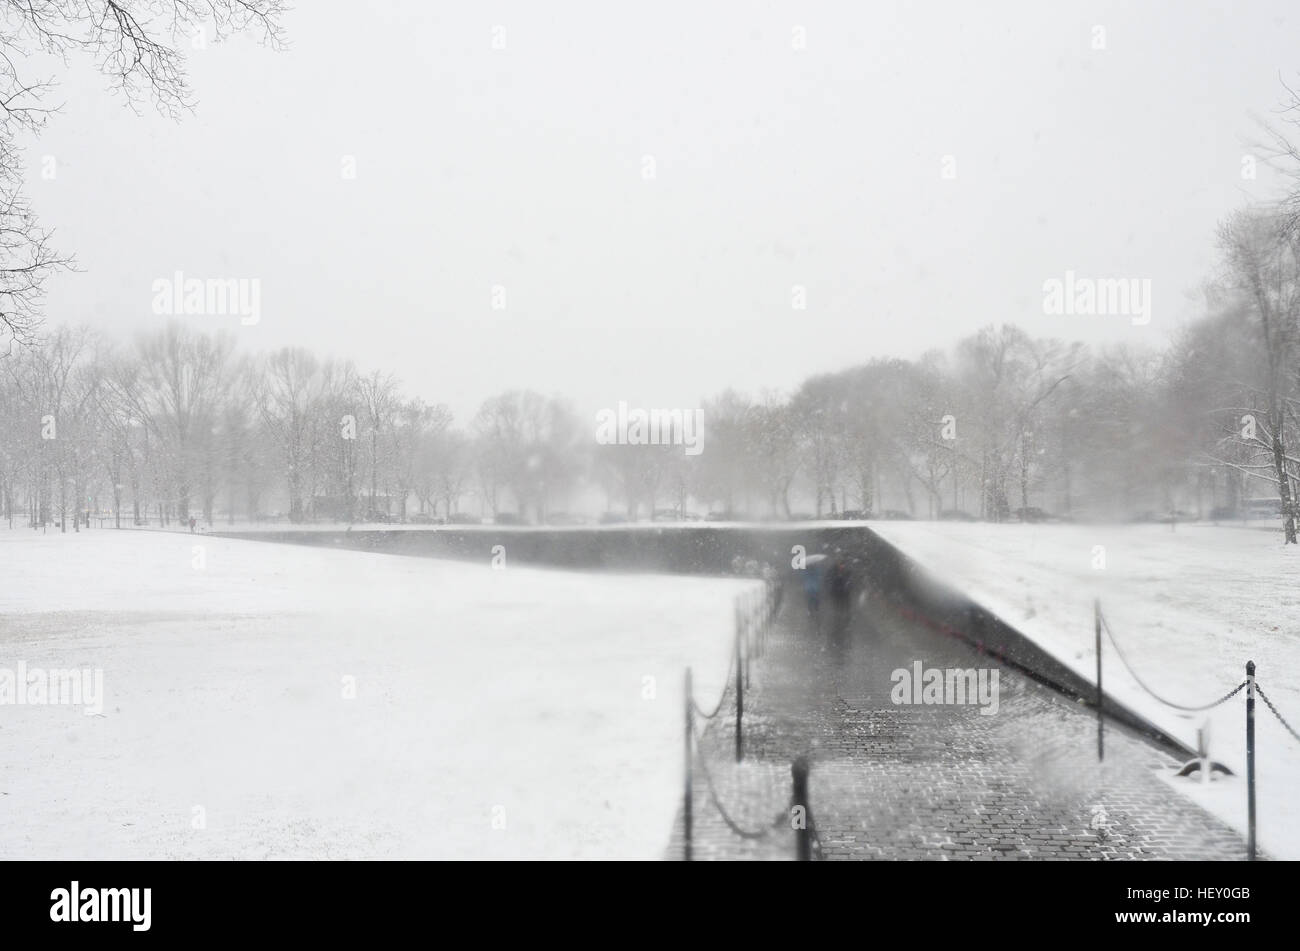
23, 0, 1299, 424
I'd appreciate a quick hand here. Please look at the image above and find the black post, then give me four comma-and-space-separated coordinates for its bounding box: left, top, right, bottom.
792, 757, 811, 861
1246, 660, 1256, 861
735, 630, 744, 762
1095, 599, 1104, 762
684, 667, 693, 862
744, 606, 752, 688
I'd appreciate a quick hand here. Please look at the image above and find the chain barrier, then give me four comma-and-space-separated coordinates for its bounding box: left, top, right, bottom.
690, 717, 788, 841
1256, 683, 1300, 745
693, 577, 779, 720
1096, 603, 1300, 861
684, 573, 823, 857
1099, 608, 1248, 712
691, 647, 737, 721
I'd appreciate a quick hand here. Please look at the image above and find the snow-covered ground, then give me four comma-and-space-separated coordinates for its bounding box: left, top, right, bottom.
870, 519, 1300, 859
0, 529, 753, 859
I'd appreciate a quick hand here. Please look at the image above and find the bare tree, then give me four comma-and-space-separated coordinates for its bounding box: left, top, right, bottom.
1217, 208, 1300, 542
747, 391, 799, 518
3, 325, 99, 529
355, 370, 399, 517
252, 347, 338, 523
1254, 75, 1300, 232
98, 350, 148, 528
389, 398, 451, 520
473, 390, 582, 522
952, 326, 1076, 521
790, 380, 845, 518
429, 429, 472, 518
690, 390, 756, 516
123, 323, 235, 523
0, 2, 287, 348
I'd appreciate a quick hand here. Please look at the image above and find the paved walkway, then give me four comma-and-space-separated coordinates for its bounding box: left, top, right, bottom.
668, 585, 1251, 860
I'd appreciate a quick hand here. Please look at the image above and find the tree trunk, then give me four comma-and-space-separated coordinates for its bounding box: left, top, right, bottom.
1269, 405, 1298, 543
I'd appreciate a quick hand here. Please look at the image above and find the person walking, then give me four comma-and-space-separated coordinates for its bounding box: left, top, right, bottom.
828, 555, 855, 627
802, 552, 829, 631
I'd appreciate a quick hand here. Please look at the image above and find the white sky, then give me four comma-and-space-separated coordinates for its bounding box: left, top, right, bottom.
23, 0, 1299, 424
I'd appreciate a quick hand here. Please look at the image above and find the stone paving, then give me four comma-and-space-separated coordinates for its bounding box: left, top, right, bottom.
667, 586, 1252, 861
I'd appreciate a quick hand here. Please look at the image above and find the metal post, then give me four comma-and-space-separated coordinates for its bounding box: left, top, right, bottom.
792, 757, 811, 861
684, 667, 693, 861
1246, 660, 1256, 861
735, 630, 744, 762
1095, 599, 1104, 762
1198, 723, 1210, 786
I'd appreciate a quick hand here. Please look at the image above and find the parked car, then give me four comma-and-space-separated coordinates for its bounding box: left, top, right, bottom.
598, 512, 628, 525
838, 509, 870, 520
364, 510, 394, 523
787, 512, 815, 521
492, 512, 528, 526
706, 510, 740, 521
444, 512, 482, 525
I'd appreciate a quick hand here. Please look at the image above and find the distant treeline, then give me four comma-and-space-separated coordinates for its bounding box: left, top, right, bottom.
1, 211, 1298, 538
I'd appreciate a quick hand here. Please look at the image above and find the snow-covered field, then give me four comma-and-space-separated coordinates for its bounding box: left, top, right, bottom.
0, 529, 752, 859
870, 519, 1300, 859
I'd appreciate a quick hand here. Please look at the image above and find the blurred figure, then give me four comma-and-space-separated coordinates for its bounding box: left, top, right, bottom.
802, 552, 829, 631
828, 554, 855, 624
760, 562, 783, 615
826, 555, 853, 651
